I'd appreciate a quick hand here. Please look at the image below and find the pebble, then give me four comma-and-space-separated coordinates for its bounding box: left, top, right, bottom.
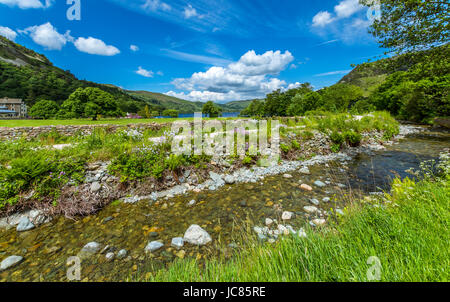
187, 200, 196, 207
322, 197, 331, 203
90, 182, 102, 193
310, 198, 320, 206
283, 174, 293, 179
171, 237, 184, 249
314, 180, 326, 188
0, 256, 24, 272
183, 225, 212, 246
265, 218, 274, 226
80, 242, 101, 254
299, 167, 311, 175
281, 211, 294, 220
116, 249, 128, 259
224, 175, 235, 184
300, 184, 313, 191
145, 241, 164, 253
312, 219, 327, 226
304, 206, 319, 214
105, 253, 115, 262
16, 217, 35, 232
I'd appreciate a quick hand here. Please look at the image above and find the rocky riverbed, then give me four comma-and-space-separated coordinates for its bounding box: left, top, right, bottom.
0, 126, 448, 281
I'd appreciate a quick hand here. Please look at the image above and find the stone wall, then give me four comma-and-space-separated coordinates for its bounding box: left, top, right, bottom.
0, 123, 168, 140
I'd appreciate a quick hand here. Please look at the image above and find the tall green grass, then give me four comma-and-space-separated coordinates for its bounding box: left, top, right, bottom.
141, 177, 449, 282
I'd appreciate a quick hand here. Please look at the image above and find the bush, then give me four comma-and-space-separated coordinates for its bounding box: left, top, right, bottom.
344, 131, 362, 147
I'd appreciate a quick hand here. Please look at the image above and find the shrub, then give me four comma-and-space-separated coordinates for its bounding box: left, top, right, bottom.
291, 140, 301, 150
344, 131, 362, 147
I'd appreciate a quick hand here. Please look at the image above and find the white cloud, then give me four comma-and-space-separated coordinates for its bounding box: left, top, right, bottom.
169, 50, 295, 102
0, 0, 53, 9
74, 37, 120, 56
312, 11, 334, 27
0, 26, 17, 41
141, 0, 171, 12
136, 66, 154, 78
130, 44, 139, 51
184, 4, 198, 19
21, 22, 69, 50
334, 0, 364, 18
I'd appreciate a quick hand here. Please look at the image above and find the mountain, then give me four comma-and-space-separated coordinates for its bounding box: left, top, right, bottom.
0, 36, 249, 114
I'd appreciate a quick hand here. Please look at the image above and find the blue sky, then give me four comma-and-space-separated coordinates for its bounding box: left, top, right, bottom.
0, 0, 386, 103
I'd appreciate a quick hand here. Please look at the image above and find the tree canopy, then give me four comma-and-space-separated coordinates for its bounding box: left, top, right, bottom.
202, 101, 223, 118
29, 100, 60, 120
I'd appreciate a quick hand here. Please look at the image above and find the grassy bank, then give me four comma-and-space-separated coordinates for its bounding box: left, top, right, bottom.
140, 175, 449, 282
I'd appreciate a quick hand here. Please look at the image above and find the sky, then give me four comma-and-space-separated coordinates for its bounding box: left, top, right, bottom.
0, 0, 386, 103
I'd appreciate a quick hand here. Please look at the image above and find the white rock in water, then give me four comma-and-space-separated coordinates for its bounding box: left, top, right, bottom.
0, 256, 24, 271
81, 242, 101, 254
90, 182, 102, 193
171, 237, 184, 249
304, 206, 319, 214
314, 180, 326, 188
145, 241, 164, 253
184, 225, 212, 246
299, 167, 311, 175
105, 253, 115, 262
16, 217, 35, 232
322, 197, 331, 203
116, 249, 128, 259
310, 198, 320, 206
282, 211, 294, 220
312, 219, 327, 226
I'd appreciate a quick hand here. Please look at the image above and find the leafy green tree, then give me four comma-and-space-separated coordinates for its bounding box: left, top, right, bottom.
240, 99, 265, 117
360, 0, 449, 53
162, 109, 179, 118
321, 84, 364, 112
287, 91, 324, 116
202, 101, 223, 118
59, 87, 124, 120
29, 100, 60, 119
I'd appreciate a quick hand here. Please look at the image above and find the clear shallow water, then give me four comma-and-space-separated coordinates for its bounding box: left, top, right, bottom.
0, 128, 448, 281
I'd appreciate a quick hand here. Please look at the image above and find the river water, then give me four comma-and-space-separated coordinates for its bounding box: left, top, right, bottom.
0, 128, 448, 281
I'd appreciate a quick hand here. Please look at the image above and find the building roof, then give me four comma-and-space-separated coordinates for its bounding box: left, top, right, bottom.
0, 98, 23, 104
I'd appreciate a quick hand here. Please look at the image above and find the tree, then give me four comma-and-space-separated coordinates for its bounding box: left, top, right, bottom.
240, 100, 265, 117
287, 91, 324, 116
59, 87, 124, 120
162, 109, 179, 118
321, 84, 364, 112
202, 101, 223, 118
360, 0, 450, 53
29, 100, 60, 119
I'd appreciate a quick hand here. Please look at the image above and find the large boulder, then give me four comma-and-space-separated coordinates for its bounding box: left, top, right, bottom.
183, 225, 212, 246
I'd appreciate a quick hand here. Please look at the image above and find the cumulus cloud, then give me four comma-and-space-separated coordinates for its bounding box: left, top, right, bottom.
0, 0, 53, 9
312, 0, 364, 27
166, 50, 296, 102
74, 37, 120, 56
21, 22, 70, 50
136, 66, 154, 78
130, 44, 139, 51
141, 0, 171, 12
0, 26, 17, 41
312, 11, 334, 27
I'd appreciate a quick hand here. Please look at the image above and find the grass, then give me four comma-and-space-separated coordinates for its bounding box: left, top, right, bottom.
139, 176, 449, 282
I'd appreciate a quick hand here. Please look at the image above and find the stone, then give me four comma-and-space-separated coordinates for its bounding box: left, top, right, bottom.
310, 198, 320, 206
224, 175, 235, 184
336, 209, 345, 216
239, 201, 247, 207
81, 242, 101, 254
303, 206, 319, 214
145, 241, 164, 253
283, 174, 293, 179
0, 256, 24, 271
277, 225, 290, 235
105, 253, 115, 262
312, 219, 327, 226
184, 225, 212, 246
282, 211, 294, 220
116, 249, 128, 259
265, 218, 274, 226
90, 182, 102, 193
16, 217, 35, 232
188, 200, 196, 207
171, 237, 184, 249
253, 226, 263, 234
300, 184, 313, 191
299, 167, 311, 175
314, 180, 326, 188
322, 197, 331, 203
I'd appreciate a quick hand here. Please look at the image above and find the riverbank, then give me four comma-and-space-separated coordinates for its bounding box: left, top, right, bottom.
142, 171, 450, 282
